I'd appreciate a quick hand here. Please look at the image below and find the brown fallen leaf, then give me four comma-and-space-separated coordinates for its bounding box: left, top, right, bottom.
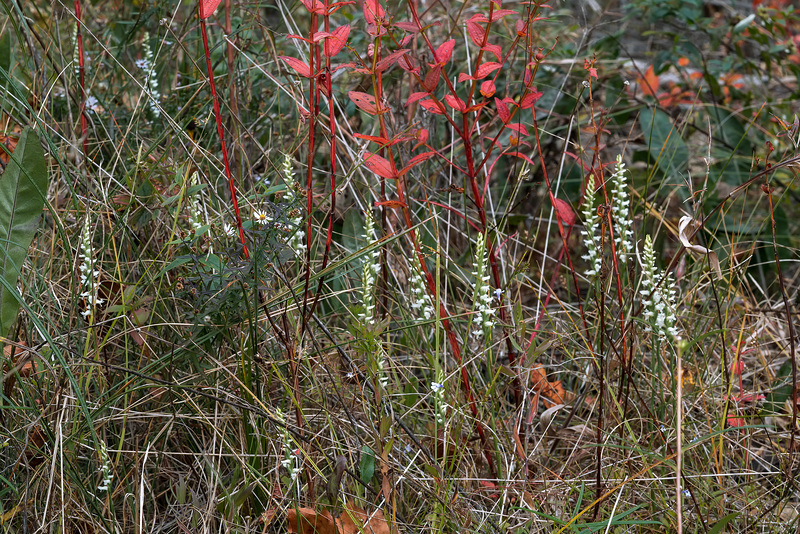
279, 500, 395, 534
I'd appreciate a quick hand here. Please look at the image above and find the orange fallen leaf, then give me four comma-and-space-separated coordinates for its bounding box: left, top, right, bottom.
530, 365, 566, 409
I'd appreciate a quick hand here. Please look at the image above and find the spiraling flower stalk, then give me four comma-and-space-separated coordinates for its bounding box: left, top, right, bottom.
611, 155, 633, 264
581, 173, 602, 277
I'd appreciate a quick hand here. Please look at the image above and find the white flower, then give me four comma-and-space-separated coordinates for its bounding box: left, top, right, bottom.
253, 209, 271, 225
640, 235, 680, 342
141, 32, 161, 118
409, 256, 434, 320
471, 232, 495, 338
359, 213, 380, 326
581, 173, 602, 277
282, 155, 306, 255
85, 96, 101, 113
611, 155, 634, 263
79, 218, 99, 321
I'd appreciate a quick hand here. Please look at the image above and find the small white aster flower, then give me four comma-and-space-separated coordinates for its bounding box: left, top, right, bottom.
253, 209, 270, 225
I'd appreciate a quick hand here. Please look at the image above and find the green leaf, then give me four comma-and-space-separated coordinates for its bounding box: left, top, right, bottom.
0, 127, 47, 338
639, 108, 688, 177
359, 445, 376, 485
707, 512, 739, 534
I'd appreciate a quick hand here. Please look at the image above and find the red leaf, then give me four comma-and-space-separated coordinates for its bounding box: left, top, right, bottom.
397, 54, 419, 73
515, 19, 527, 36
495, 97, 511, 123
393, 21, 420, 32
287, 34, 313, 44
423, 66, 441, 92
301, 0, 326, 13
480, 80, 496, 98
362, 152, 397, 179
519, 90, 542, 109
312, 32, 332, 43
552, 198, 576, 226
491, 9, 518, 21
328, 0, 356, 14
363, 0, 384, 24
375, 200, 407, 209
466, 20, 486, 47
465, 101, 488, 113
279, 56, 312, 78
353, 133, 394, 146
507, 123, 528, 136
482, 44, 502, 61
432, 39, 456, 66
418, 99, 444, 115
199, 0, 222, 19
337, 62, 371, 74
406, 92, 430, 106
399, 151, 437, 175
376, 49, 410, 72
349, 91, 384, 115
324, 25, 350, 57
444, 94, 465, 112
413, 128, 429, 150
475, 61, 502, 79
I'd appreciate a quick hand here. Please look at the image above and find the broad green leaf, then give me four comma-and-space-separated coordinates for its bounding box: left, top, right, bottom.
0, 126, 48, 338
359, 445, 375, 485
639, 108, 688, 177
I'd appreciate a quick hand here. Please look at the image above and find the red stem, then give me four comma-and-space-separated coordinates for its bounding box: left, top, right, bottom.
198, 16, 249, 259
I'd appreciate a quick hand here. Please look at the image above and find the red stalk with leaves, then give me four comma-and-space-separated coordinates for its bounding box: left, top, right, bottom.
198, 0, 249, 258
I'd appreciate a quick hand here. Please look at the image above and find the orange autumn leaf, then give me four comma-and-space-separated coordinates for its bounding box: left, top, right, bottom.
530, 365, 566, 409
0, 132, 20, 165
637, 65, 659, 98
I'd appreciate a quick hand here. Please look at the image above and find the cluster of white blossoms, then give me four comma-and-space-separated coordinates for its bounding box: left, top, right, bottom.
78, 219, 103, 319
611, 154, 633, 264
640, 235, 679, 341
282, 155, 306, 256
136, 32, 161, 118
409, 256, 434, 320
72, 24, 80, 77
430, 368, 447, 425
359, 214, 380, 326
471, 232, 495, 338
275, 408, 302, 484
581, 172, 602, 277
97, 442, 113, 492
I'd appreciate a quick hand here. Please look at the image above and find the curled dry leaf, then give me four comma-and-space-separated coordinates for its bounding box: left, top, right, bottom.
678, 216, 722, 278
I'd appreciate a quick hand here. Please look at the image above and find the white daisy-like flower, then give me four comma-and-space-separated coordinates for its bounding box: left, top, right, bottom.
253, 209, 271, 225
